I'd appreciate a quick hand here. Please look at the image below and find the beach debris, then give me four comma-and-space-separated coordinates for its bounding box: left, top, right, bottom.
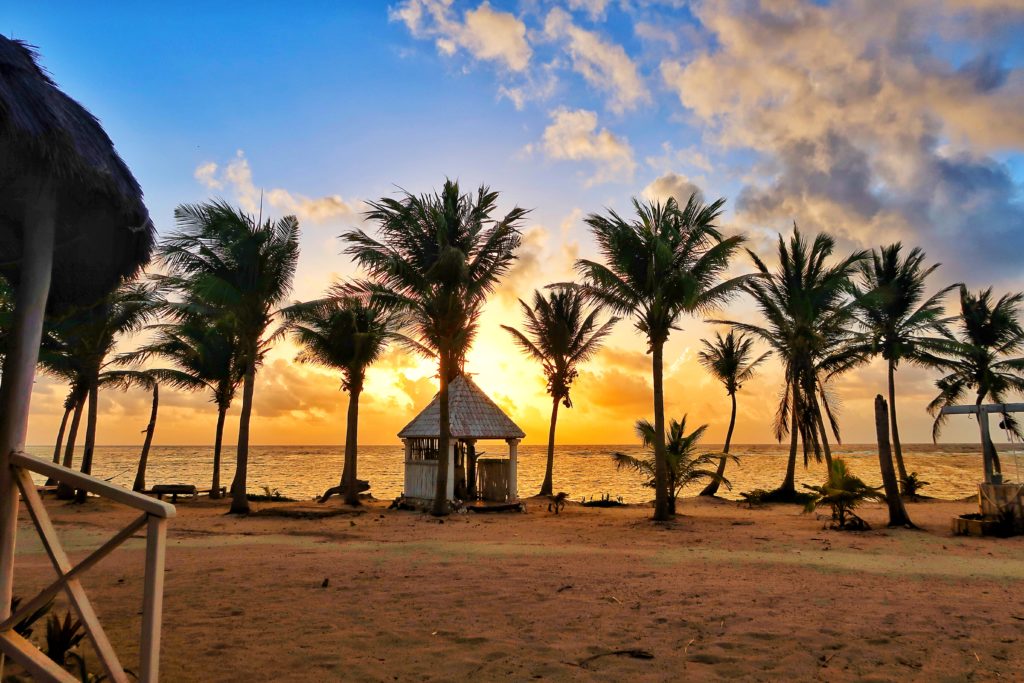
321, 578, 330, 588
548, 492, 568, 514
556, 584, 573, 593
576, 649, 654, 668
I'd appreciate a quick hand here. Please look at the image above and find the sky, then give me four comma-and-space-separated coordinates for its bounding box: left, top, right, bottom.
6, 0, 1024, 448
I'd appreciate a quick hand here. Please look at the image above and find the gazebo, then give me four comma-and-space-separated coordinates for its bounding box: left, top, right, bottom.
399, 374, 525, 504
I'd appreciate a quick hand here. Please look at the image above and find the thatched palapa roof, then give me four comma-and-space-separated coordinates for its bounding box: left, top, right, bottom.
399, 374, 525, 441
0, 36, 154, 309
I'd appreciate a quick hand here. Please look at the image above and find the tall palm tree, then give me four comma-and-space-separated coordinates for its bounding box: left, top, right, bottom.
39, 282, 157, 501
613, 415, 732, 514
99, 369, 159, 491
696, 330, 770, 496
160, 200, 300, 514
927, 286, 1024, 476
344, 179, 526, 516
852, 244, 954, 490
123, 314, 242, 498
284, 282, 401, 505
716, 228, 867, 496
501, 288, 617, 496
573, 195, 747, 520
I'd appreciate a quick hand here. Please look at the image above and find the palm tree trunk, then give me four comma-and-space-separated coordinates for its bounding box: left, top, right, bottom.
342, 384, 362, 506
132, 384, 159, 492
540, 396, 560, 496
652, 340, 670, 521
210, 403, 227, 499
229, 362, 256, 514
887, 360, 909, 490
74, 384, 99, 503
56, 397, 84, 499
46, 403, 72, 486
432, 352, 452, 516
875, 395, 914, 527
700, 392, 736, 497
780, 389, 798, 494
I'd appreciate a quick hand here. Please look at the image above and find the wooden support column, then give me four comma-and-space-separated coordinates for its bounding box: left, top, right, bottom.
465, 439, 477, 499
0, 185, 56, 626
446, 442, 455, 501
139, 516, 167, 683
402, 440, 411, 496
507, 439, 519, 501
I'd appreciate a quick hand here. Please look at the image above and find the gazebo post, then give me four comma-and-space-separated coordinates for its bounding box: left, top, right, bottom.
0, 185, 56, 625
446, 442, 455, 501
465, 439, 477, 499
507, 438, 519, 501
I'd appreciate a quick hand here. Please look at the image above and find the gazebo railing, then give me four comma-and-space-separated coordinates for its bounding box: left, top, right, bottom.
0, 451, 174, 682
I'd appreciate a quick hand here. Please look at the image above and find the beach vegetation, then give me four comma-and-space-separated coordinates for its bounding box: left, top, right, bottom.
803, 458, 883, 530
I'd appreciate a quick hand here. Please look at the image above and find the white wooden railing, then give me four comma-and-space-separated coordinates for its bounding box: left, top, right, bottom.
0, 452, 174, 682
404, 460, 437, 499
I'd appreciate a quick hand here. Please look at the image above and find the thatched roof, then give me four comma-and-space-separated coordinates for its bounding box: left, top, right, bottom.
0, 36, 154, 309
399, 374, 525, 440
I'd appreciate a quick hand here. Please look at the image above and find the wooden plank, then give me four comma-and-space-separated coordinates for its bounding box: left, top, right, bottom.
139, 516, 167, 683
0, 511, 147, 632
0, 630, 78, 683
11, 452, 175, 518
16, 470, 129, 683
940, 403, 1024, 415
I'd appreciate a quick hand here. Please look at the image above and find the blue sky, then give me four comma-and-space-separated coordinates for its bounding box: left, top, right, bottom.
7, 1, 1024, 446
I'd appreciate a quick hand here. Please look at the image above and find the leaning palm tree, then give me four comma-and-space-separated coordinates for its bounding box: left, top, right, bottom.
283, 281, 401, 505
38, 281, 157, 501
927, 286, 1024, 476
716, 228, 867, 496
160, 200, 300, 514
573, 195, 747, 520
613, 415, 732, 514
696, 330, 769, 496
99, 369, 159, 492
852, 244, 954, 490
343, 179, 526, 516
122, 313, 242, 498
501, 288, 617, 496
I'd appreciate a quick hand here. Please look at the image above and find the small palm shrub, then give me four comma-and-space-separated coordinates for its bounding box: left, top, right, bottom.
45, 611, 85, 666
804, 458, 883, 530
901, 472, 929, 499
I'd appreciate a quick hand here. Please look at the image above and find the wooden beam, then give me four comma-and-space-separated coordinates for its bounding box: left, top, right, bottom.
940, 403, 1024, 415
11, 452, 175, 518
16, 470, 129, 683
139, 516, 167, 683
0, 630, 78, 683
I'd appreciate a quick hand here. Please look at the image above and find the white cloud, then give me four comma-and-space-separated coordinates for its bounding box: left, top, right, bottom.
567, 0, 610, 21
194, 151, 361, 224
390, 0, 531, 72
543, 8, 650, 113
538, 107, 636, 185
641, 172, 703, 205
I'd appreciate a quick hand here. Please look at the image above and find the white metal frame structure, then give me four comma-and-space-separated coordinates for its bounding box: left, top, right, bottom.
940, 402, 1024, 484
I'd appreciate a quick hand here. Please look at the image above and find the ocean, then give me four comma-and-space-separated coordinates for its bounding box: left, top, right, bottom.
23, 442, 1021, 503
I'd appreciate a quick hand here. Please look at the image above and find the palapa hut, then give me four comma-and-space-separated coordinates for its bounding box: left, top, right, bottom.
399, 374, 525, 504
0, 36, 156, 678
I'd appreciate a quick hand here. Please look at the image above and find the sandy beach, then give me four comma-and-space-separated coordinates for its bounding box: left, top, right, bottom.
9, 494, 1024, 682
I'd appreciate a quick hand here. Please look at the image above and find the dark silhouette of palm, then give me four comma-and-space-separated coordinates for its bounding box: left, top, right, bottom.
502, 288, 617, 496
696, 330, 769, 496
343, 179, 526, 515
572, 195, 747, 520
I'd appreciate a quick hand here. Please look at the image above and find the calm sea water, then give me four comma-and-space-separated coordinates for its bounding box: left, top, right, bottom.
24, 442, 1023, 503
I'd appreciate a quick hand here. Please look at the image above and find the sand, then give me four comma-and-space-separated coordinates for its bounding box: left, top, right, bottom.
9, 494, 1024, 681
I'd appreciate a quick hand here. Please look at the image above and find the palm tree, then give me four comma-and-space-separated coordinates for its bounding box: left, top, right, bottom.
343, 179, 526, 516
38, 282, 157, 501
573, 195, 747, 520
283, 282, 400, 505
501, 288, 617, 496
99, 369, 159, 492
160, 200, 300, 514
717, 228, 866, 496
613, 415, 733, 514
123, 314, 242, 498
803, 458, 883, 530
927, 286, 1024, 477
852, 244, 954, 490
696, 330, 770, 496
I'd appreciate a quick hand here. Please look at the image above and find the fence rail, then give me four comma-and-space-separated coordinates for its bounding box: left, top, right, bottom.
0, 452, 173, 682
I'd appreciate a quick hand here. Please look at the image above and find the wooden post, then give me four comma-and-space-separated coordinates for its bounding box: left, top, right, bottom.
507, 439, 519, 502
446, 442, 455, 501
139, 515, 167, 683
875, 395, 914, 528
0, 186, 56, 627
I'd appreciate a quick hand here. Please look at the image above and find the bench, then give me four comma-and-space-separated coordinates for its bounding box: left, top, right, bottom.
148, 484, 198, 503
